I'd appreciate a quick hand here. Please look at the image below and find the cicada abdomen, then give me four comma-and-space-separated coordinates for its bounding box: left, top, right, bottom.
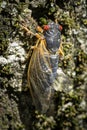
27, 21, 63, 113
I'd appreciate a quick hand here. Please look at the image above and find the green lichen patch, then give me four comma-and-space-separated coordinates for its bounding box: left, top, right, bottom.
53, 89, 86, 130
0, 88, 25, 130
33, 112, 56, 130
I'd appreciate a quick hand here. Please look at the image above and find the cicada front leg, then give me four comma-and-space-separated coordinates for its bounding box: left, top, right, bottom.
20, 23, 44, 39
20, 23, 45, 50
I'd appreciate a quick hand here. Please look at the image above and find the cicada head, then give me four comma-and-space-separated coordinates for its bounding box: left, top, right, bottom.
43, 22, 62, 54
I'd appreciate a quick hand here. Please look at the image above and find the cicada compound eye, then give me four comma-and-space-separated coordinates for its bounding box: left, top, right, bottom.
43, 25, 50, 30
59, 25, 63, 31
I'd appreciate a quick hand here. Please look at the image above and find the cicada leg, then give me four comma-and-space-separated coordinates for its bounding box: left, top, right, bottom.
20, 24, 35, 35
20, 23, 44, 39
31, 38, 41, 49
58, 43, 64, 56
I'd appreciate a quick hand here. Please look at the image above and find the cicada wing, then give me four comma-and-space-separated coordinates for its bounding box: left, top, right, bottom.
28, 40, 54, 113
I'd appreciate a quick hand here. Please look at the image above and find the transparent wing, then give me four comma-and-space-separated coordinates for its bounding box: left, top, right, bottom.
28, 39, 54, 113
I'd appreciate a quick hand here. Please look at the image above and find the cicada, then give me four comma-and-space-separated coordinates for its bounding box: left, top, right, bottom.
21, 21, 64, 113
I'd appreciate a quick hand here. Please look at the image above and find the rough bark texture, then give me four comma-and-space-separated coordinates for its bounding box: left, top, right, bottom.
0, 0, 87, 130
